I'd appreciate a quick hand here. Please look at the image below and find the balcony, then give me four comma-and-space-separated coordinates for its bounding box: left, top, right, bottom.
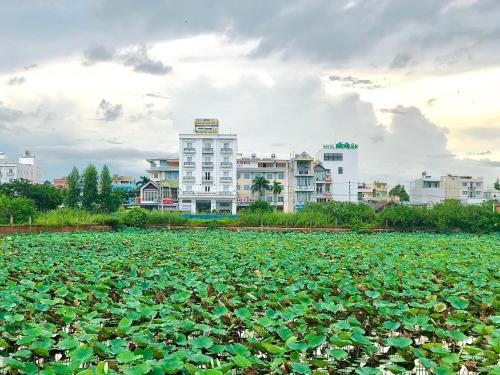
202, 162, 214, 168
202, 178, 213, 184
220, 147, 233, 153
183, 176, 195, 182
220, 176, 233, 182
184, 162, 195, 168
220, 162, 233, 168
180, 190, 236, 197
295, 170, 314, 176
184, 147, 196, 154
295, 185, 314, 192
202, 147, 213, 154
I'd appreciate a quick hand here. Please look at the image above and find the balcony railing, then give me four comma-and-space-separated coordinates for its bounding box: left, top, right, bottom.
220, 176, 233, 182
220, 147, 233, 153
180, 190, 236, 196
220, 162, 233, 168
183, 147, 196, 153
183, 176, 195, 181
296, 170, 313, 176
202, 162, 214, 168
183, 162, 195, 167
202, 178, 213, 184
202, 147, 213, 153
295, 185, 314, 191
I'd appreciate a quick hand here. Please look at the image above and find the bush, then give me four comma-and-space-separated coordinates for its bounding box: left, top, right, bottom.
123, 207, 148, 227
0, 195, 37, 224
377, 205, 430, 229
247, 200, 273, 213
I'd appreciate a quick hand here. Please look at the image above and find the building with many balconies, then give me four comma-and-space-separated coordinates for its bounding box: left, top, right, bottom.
178, 119, 237, 214
289, 152, 316, 210
0, 151, 41, 184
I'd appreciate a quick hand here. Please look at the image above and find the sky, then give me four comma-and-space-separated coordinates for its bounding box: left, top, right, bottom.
0, 0, 499, 185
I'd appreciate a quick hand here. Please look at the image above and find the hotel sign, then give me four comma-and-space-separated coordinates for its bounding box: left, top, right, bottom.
194, 118, 219, 134
323, 142, 358, 150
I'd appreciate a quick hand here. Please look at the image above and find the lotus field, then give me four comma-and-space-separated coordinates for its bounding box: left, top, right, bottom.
0, 230, 499, 375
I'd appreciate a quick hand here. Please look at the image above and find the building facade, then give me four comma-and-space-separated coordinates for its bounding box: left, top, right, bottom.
178, 119, 237, 214
316, 142, 358, 202
236, 153, 292, 211
313, 163, 332, 202
289, 152, 316, 210
0, 151, 41, 184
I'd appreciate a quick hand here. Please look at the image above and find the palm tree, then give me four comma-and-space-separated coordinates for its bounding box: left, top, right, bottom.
251, 176, 270, 200
271, 181, 283, 210
136, 176, 150, 187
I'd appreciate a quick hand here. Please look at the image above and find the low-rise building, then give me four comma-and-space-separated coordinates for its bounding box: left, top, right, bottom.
139, 180, 179, 210
484, 188, 500, 202
358, 181, 391, 202
0, 151, 41, 184
313, 162, 332, 202
409, 172, 445, 205
146, 158, 179, 181
290, 152, 316, 210
52, 177, 68, 189
236, 153, 292, 211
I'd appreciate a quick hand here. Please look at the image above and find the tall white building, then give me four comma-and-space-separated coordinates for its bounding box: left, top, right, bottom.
316, 142, 358, 202
178, 119, 238, 214
0, 151, 41, 184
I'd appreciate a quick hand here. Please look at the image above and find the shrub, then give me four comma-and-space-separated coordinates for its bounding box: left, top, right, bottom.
124, 207, 148, 227
247, 200, 273, 213
377, 205, 430, 229
0, 195, 37, 224
206, 220, 220, 230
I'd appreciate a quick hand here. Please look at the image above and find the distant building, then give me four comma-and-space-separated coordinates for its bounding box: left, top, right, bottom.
313, 162, 332, 202
236, 153, 292, 211
289, 152, 316, 210
112, 175, 135, 185
0, 151, 41, 184
409, 172, 485, 205
146, 158, 179, 181
178, 119, 237, 214
358, 181, 392, 202
52, 177, 68, 189
316, 142, 358, 202
138, 180, 179, 210
484, 188, 500, 202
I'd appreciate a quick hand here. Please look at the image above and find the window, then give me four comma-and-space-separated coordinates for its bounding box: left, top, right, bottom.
476, 190, 481, 196
153, 173, 158, 179
143, 190, 158, 202
278, 196, 284, 202
204, 156, 212, 162
462, 182, 467, 187
204, 186, 211, 192
223, 171, 229, 177
223, 156, 229, 162
338, 167, 343, 174
204, 142, 212, 148
186, 142, 192, 148
187, 156, 192, 162
278, 173, 285, 179
266, 196, 273, 202
244, 185, 251, 190
186, 185, 192, 192
255, 173, 263, 178
223, 142, 229, 148
186, 171, 192, 177
237, 173, 241, 179
244, 173, 251, 179
204, 171, 211, 180
462, 191, 467, 195
223, 185, 229, 192
237, 184, 240, 190
266, 173, 273, 179
325, 153, 343, 161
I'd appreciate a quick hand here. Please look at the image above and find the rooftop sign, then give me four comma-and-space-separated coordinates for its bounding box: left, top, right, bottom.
194, 118, 219, 134
323, 142, 359, 150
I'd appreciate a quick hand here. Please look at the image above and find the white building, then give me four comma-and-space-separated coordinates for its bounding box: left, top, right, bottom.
178, 119, 238, 214
0, 151, 41, 184
316, 142, 358, 202
409, 172, 445, 205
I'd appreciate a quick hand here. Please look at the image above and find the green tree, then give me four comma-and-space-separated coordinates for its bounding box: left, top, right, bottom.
251, 176, 270, 200
0, 179, 63, 211
0, 195, 37, 224
389, 184, 409, 201
99, 165, 113, 212
247, 199, 273, 213
66, 167, 81, 208
271, 180, 283, 210
82, 165, 99, 211
136, 176, 150, 187
495, 178, 500, 190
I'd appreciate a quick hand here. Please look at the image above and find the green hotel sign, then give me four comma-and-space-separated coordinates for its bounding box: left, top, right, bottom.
323, 142, 359, 150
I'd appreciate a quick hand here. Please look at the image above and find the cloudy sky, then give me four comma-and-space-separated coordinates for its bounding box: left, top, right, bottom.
1, 0, 499, 185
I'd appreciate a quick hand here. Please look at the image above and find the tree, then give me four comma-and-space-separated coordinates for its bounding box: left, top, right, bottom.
82, 165, 99, 211
0, 179, 63, 211
247, 200, 273, 213
251, 176, 270, 200
136, 176, 150, 187
271, 180, 283, 210
495, 178, 500, 191
99, 165, 114, 212
0, 195, 37, 224
389, 184, 409, 201
66, 167, 81, 208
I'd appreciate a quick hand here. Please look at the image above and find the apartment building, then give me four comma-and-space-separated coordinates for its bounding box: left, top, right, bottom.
0, 151, 41, 184
146, 158, 179, 181
441, 175, 484, 204
409, 172, 485, 205
358, 181, 390, 202
178, 119, 237, 214
316, 142, 358, 202
236, 153, 292, 211
313, 163, 332, 202
290, 152, 316, 210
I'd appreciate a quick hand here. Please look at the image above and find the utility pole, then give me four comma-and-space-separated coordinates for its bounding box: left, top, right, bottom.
348, 180, 351, 202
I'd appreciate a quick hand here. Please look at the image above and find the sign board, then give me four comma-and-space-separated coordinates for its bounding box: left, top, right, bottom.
237, 197, 256, 204
162, 199, 174, 204
323, 142, 359, 150
194, 118, 219, 134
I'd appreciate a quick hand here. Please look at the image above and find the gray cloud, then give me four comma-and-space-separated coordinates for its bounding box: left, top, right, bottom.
329, 75, 379, 89
427, 98, 438, 106
0, 102, 23, 122
96, 99, 123, 121
467, 150, 491, 156
121, 45, 172, 75
83, 45, 115, 65
390, 53, 412, 69
7, 76, 26, 86
23, 63, 38, 70
143, 93, 170, 99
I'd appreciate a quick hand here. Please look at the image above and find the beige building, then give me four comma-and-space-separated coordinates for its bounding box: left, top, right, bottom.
236, 153, 293, 212
441, 175, 484, 204
358, 181, 392, 202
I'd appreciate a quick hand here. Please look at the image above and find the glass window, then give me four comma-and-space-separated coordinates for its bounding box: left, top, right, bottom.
204, 186, 210, 192
266, 173, 273, 179
278, 173, 285, 179
186, 142, 192, 148
244, 185, 251, 190
278, 196, 284, 202
223, 156, 229, 162
186, 185, 192, 192
187, 156, 192, 162
244, 173, 251, 179
255, 173, 263, 178
204, 156, 212, 162
266, 196, 273, 202
338, 167, 343, 174
325, 153, 343, 161
186, 171, 192, 177
237, 184, 240, 190
237, 172, 241, 179
223, 171, 229, 177
223, 185, 229, 192
223, 142, 229, 148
